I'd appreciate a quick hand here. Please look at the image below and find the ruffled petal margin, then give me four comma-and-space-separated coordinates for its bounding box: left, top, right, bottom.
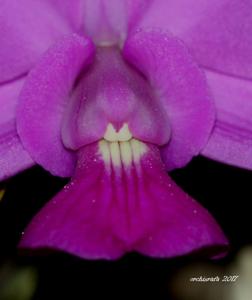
20, 140, 228, 260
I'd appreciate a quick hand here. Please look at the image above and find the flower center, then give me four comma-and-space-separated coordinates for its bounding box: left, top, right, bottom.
61, 47, 171, 151
104, 123, 132, 142
99, 139, 147, 169
99, 123, 147, 169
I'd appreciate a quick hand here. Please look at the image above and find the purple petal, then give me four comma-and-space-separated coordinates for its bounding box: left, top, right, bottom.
0, 78, 34, 180
137, 0, 252, 79
82, 0, 152, 45
0, 78, 24, 123
20, 140, 227, 260
47, 0, 85, 32
17, 34, 95, 177
201, 70, 252, 169
0, 0, 79, 83
0, 122, 34, 181
123, 29, 215, 170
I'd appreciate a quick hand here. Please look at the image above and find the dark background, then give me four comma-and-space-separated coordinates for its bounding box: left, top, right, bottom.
0, 156, 251, 299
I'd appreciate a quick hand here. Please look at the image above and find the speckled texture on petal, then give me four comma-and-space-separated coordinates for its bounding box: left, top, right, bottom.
17, 34, 95, 177
123, 29, 215, 170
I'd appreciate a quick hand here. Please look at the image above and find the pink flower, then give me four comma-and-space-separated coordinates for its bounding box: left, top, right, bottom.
1, 0, 251, 260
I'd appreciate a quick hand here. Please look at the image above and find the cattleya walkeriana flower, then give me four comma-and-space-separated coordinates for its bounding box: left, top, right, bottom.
1, 0, 252, 260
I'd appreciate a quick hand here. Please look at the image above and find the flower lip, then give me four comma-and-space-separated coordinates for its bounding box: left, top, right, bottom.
19, 139, 228, 259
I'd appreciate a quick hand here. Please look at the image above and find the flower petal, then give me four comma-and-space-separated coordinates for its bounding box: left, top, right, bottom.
82, 0, 152, 45
201, 70, 252, 169
17, 34, 95, 177
0, 122, 34, 181
0, 0, 79, 83
47, 0, 85, 32
137, 0, 252, 79
0, 78, 34, 180
123, 29, 215, 170
0, 78, 24, 123
20, 140, 227, 260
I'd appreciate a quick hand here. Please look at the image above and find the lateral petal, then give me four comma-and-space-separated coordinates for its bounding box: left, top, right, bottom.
202, 70, 252, 169
123, 29, 215, 170
0, 78, 34, 180
137, 0, 252, 79
17, 34, 95, 177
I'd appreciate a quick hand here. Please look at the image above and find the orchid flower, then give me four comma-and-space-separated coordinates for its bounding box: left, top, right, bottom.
1, 0, 251, 260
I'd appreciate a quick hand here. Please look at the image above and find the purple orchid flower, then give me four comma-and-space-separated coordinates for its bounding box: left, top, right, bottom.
1, 0, 251, 260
